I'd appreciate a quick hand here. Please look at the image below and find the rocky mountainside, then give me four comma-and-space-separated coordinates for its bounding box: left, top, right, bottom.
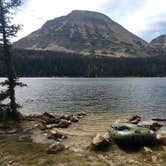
151, 35, 166, 49
14, 10, 163, 57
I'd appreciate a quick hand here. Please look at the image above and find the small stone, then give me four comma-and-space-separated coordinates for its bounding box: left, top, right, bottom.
103, 132, 112, 142
128, 159, 135, 164
7, 129, 17, 134
151, 155, 157, 163
87, 156, 96, 162
46, 124, 59, 129
77, 112, 86, 119
162, 146, 166, 151
47, 129, 67, 140
58, 119, 71, 128
129, 115, 141, 124
36, 123, 47, 130
47, 142, 65, 154
61, 114, 72, 121
144, 146, 153, 154
71, 116, 79, 122
22, 128, 33, 134
43, 112, 55, 119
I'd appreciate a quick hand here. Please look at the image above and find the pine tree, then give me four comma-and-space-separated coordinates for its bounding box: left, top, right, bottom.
0, 0, 24, 121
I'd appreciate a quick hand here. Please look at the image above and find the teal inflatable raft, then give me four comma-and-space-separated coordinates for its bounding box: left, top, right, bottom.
109, 123, 156, 146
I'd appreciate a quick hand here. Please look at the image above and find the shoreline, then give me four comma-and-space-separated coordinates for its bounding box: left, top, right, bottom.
0, 112, 166, 165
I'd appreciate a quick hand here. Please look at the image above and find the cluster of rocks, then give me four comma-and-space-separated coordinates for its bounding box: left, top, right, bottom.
38, 112, 86, 129
30, 112, 86, 154
128, 115, 164, 131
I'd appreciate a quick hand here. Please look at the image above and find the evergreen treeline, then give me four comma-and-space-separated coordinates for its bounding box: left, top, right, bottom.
1, 49, 166, 77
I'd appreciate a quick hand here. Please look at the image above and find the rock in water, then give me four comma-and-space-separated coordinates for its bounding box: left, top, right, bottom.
42, 112, 60, 124
138, 120, 162, 131
129, 115, 141, 124
71, 116, 79, 122
91, 133, 111, 150
43, 112, 55, 119
47, 143, 65, 154
58, 119, 71, 128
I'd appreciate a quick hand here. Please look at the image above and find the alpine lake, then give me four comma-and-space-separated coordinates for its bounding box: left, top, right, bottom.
0, 77, 166, 165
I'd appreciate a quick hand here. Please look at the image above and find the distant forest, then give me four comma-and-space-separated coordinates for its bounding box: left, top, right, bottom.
0, 49, 166, 77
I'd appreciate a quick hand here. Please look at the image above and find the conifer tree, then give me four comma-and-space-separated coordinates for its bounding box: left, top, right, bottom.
0, 0, 23, 121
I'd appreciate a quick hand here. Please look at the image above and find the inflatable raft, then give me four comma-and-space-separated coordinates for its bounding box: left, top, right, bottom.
109, 123, 156, 146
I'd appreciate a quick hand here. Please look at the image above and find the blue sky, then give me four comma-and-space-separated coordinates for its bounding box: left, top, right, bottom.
13, 0, 166, 42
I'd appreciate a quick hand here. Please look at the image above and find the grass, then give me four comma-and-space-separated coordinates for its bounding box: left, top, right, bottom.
0, 134, 165, 166
0, 135, 107, 166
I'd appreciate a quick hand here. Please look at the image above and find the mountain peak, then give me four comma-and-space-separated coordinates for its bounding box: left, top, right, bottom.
151, 35, 166, 48
68, 10, 112, 22
14, 10, 150, 57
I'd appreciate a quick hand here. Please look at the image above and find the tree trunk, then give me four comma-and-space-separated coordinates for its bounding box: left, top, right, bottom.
0, 0, 17, 119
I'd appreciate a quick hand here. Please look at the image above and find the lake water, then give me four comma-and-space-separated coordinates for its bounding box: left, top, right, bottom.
10, 77, 165, 120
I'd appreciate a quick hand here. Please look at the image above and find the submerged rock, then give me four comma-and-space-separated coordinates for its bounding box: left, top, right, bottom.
47, 142, 65, 154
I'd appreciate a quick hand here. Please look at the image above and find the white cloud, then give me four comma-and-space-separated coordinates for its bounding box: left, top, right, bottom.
13, 0, 166, 42
13, 0, 109, 41
100, 0, 166, 41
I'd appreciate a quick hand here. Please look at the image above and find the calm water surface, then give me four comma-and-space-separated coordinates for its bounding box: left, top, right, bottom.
8, 77, 165, 120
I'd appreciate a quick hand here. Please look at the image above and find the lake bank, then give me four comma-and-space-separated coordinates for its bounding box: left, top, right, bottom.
0, 112, 166, 166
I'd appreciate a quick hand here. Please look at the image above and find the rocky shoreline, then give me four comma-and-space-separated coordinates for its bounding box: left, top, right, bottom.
0, 112, 166, 165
